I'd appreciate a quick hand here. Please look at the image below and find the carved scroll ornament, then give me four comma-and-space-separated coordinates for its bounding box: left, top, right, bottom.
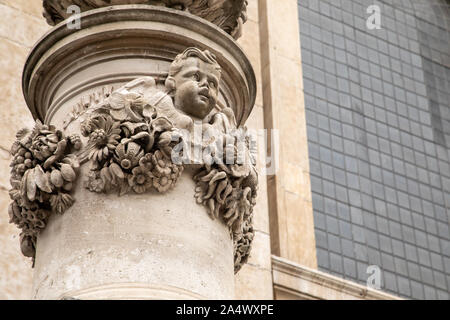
9, 48, 257, 272
42, 0, 248, 39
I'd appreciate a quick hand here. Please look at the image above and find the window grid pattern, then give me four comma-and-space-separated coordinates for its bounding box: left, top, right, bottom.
298, 0, 450, 299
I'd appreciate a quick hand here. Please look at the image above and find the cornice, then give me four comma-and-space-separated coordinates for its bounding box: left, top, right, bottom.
272, 255, 403, 300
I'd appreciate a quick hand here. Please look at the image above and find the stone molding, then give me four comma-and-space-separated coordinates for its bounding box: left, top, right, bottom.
60, 283, 207, 300
42, 0, 248, 39
272, 256, 402, 300
23, 5, 256, 127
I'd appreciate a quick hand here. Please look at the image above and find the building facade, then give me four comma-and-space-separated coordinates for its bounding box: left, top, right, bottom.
0, 0, 447, 300
298, 0, 449, 299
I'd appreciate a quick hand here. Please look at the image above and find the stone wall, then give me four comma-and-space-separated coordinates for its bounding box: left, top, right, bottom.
0, 0, 50, 299
234, 0, 273, 300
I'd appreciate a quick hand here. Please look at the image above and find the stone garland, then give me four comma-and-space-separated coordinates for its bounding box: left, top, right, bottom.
78, 90, 185, 195
194, 155, 257, 272
8, 122, 81, 262
8, 89, 256, 273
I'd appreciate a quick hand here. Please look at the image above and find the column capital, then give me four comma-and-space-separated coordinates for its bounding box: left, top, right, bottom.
8, 4, 258, 299
42, 0, 248, 39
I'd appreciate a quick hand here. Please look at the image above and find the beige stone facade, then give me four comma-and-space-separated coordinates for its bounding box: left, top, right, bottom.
0, 0, 397, 300
0, 0, 49, 299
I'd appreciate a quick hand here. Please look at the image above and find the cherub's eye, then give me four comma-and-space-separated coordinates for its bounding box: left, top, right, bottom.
209, 81, 216, 88
192, 73, 200, 81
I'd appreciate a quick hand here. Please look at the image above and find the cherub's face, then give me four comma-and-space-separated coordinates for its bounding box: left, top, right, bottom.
171, 57, 220, 120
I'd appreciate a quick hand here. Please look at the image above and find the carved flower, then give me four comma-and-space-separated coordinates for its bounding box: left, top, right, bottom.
30, 128, 61, 162
139, 153, 154, 171
108, 91, 144, 122
68, 134, 82, 150
114, 141, 144, 171
84, 170, 105, 193
128, 166, 154, 194
84, 115, 121, 165
151, 150, 183, 193
151, 150, 173, 177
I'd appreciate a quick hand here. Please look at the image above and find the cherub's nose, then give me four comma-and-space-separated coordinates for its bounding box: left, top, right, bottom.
199, 76, 208, 88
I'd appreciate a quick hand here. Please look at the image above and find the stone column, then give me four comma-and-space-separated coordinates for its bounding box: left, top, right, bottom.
8, 2, 256, 300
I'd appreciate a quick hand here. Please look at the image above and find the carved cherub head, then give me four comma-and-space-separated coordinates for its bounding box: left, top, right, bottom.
165, 47, 221, 120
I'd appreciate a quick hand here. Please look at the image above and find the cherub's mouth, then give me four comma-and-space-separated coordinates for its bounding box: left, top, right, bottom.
199, 88, 210, 101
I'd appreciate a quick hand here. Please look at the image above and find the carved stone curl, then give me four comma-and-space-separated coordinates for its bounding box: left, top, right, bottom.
8, 122, 81, 261
42, 0, 248, 39
193, 128, 258, 272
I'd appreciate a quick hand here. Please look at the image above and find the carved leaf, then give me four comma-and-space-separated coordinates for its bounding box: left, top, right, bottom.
26, 168, 37, 201
120, 122, 148, 136
143, 105, 156, 119
118, 178, 131, 196
20, 169, 29, 199
54, 139, 67, 157
209, 171, 227, 185
35, 165, 53, 193
100, 166, 113, 185
50, 193, 75, 215
109, 162, 124, 180
151, 117, 172, 133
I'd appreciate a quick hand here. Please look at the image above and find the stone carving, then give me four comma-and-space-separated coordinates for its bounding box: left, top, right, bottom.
42, 0, 248, 39
9, 47, 256, 272
8, 122, 81, 262
78, 85, 185, 195
63, 86, 114, 129
193, 128, 257, 272
77, 47, 257, 271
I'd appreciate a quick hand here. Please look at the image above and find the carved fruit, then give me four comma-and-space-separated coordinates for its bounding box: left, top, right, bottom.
63, 183, 73, 192
60, 164, 76, 182
20, 235, 35, 258
50, 169, 64, 188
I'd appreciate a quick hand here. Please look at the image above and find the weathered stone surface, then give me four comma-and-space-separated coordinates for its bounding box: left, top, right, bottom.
32, 168, 235, 299
42, 0, 248, 39
18, 5, 257, 299
0, 1, 49, 300
0, 36, 40, 152
234, 263, 273, 300
23, 5, 256, 127
0, 184, 33, 299
0, 0, 44, 18
0, 4, 49, 48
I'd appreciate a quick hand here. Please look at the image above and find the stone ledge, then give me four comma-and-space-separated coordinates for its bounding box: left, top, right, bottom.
272, 255, 402, 300
59, 283, 206, 300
